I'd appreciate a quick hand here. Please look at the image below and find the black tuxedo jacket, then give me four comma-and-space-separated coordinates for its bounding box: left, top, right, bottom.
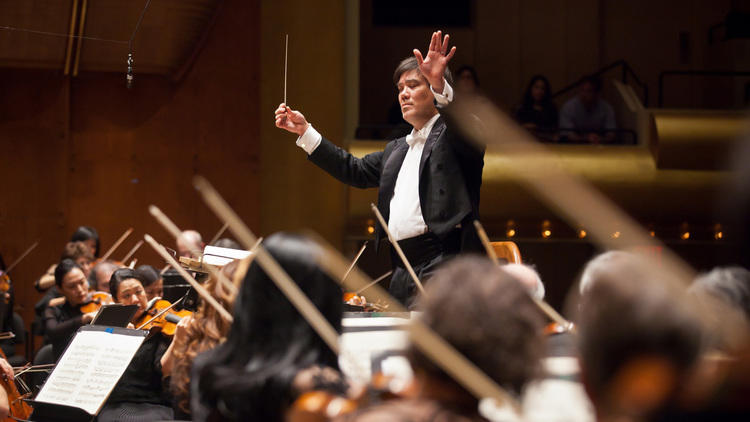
308, 111, 485, 252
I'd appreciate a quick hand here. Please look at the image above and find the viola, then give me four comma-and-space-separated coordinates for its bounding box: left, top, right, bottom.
135, 299, 192, 337
0, 349, 32, 421
79, 291, 114, 314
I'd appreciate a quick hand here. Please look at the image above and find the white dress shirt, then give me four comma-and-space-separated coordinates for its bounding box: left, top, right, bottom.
297, 80, 454, 241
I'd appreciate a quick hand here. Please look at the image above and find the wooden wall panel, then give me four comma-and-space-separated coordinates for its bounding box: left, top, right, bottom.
0, 0, 260, 340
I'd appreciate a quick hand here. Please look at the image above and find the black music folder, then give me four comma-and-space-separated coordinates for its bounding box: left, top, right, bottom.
27, 325, 147, 421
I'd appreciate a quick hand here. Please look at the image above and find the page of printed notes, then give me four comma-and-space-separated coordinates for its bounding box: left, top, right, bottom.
35, 330, 145, 415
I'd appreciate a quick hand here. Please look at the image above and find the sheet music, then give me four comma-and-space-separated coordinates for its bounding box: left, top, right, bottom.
35, 330, 145, 415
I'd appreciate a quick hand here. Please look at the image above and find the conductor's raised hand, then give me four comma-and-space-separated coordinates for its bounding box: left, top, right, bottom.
275, 103, 309, 136
413, 30, 456, 93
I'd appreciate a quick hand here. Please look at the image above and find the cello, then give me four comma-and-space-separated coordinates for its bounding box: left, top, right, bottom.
0, 349, 32, 422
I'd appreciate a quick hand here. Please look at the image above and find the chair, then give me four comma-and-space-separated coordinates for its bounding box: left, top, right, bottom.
491, 241, 522, 264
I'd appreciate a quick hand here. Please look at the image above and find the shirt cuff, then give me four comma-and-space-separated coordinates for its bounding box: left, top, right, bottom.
431, 79, 454, 106
296, 124, 322, 155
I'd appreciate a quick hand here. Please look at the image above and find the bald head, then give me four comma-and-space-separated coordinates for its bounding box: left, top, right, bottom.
177, 230, 204, 258
502, 263, 545, 300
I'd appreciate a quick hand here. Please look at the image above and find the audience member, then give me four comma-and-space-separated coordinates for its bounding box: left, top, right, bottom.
559, 75, 616, 144
515, 75, 558, 140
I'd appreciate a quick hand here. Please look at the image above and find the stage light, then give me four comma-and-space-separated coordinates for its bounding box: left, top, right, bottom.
611, 231, 621, 239
713, 224, 723, 240
680, 222, 690, 240
506, 228, 516, 238
366, 219, 375, 234
506, 220, 516, 238
578, 229, 587, 239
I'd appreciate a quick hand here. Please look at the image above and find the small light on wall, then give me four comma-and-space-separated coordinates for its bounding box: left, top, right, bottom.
541, 220, 551, 239
506, 220, 516, 238
680, 222, 690, 240
366, 219, 375, 234
578, 229, 587, 239
714, 223, 723, 240
612, 231, 621, 239
649, 230, 656, 237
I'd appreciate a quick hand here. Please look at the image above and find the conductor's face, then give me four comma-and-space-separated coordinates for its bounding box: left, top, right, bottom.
398, 69, 438, 130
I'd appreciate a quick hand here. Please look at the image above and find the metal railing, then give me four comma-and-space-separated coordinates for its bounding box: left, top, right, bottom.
552, 60, 649, 107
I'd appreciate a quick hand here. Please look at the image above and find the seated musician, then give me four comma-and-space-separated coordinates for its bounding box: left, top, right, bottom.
191, 233, 347, 421
97, 267, 173, 421
576, 253, 703, 422
161, 261, 237, 420
135, 264, 164, 301
88, 260, 120, 293
35, 226, 99, 293
336, 256, 544, 421
42, 259, 99, 360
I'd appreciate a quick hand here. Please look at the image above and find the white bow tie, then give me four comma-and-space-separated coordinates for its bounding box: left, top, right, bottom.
406, 127, 429, 147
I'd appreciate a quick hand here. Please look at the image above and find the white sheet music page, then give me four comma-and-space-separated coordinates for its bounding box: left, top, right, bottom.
35, 330, 145, 415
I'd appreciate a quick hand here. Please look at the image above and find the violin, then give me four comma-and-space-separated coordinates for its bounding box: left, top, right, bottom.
0, 349, 32, 422
79, 291, 114, 314
342, 292, 388, 312
0, 272, 10, 305
135, 299, 192, 336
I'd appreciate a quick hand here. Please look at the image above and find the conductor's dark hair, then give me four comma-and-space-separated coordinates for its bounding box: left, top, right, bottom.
71, 226, 100, 257
393, 56, 453, 87
135, 265, 160, 288
55, 259, 81, 288
109, 268, 145, 300
193, 232, 342, 421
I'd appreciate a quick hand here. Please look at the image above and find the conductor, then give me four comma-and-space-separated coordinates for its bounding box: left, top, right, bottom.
274, 31, 484, 306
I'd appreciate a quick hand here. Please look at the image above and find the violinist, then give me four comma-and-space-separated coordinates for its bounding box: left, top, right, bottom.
34, 241, 95, 338
97, 268, 174, 421
338, 256, 544, 421
161, 261, 236, 420
191, 233, 347, 421
135, 264, 164, 301
70, 225, 100, 258
41, 259, 99, 360
177, 230, 204, 259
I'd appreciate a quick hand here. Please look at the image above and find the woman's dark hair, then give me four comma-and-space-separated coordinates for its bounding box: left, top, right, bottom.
109, 268, 144, 299
193, 232, 342, 421
135, 265, 160, 288
54, 259, 81, 287
455, 65, 480, 86
522, 74, 553, 108
71, 226, 100, 257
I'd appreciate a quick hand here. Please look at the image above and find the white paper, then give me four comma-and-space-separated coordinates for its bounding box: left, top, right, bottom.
35, 330, 145, 415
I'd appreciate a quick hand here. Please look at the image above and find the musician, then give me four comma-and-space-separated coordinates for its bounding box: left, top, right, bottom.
177, 230, 204, 259
576, 253, 702, 421
191, 233, 346, 421
70, 225, 100, 258
98, 268, 173, 421
88, 260, 120, 293
338, 256, 544, 421
275, 31, 485, 306
135, 264, 164, 301
161, 261, 236, 419
42, 259, 99, 360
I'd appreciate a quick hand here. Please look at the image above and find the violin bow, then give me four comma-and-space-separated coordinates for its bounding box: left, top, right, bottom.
120, 239, 144, 264
341, 241, 367, 282
473, 220, 572, 330
354, 270, 393, 295
369, 204, 426, 295
100, 227, 134, 262
5, 241, 39, 274
193, 176, 340, 354
148, 205, 238, 297
306, 231, 522, 411
208, 222, 230, 246
144, 234, 233, 323
136, 297, 184, 330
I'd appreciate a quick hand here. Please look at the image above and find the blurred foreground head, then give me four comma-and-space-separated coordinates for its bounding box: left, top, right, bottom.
410, 256, 545, 400
577, 252, 703, 421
